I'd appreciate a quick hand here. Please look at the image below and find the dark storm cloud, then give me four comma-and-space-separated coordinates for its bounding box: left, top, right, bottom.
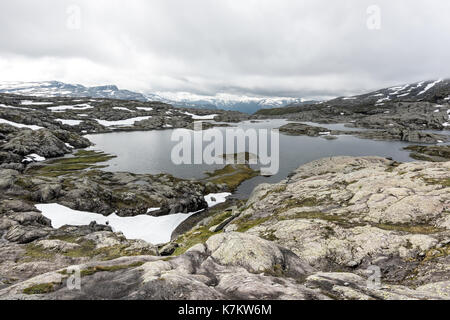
0, 0, 449, 98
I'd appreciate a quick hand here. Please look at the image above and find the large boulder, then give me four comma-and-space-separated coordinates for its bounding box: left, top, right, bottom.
206, 232, 313, 276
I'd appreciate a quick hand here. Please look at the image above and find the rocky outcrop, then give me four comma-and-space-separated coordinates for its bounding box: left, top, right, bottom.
279, 123, 448, 143
0, 199, 159, 288
279, 123, 339, 137
1, 230, 448, 300
404, 145, 450, 162
0, 166, 212, 217
356, 128, 448, 143
223, 157, 449, 292
0, 156, 449, 300
0, 126, 90, 166
0, 232, 323, 300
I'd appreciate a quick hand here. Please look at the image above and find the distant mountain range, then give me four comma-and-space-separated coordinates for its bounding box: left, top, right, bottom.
324, 79, 450, 107
0, 81, 310, 114
256, 79, 450, 116
0, 81, 148, 101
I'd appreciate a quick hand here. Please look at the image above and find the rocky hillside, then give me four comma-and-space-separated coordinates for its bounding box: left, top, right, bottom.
278, 122, 449, 144
1, 156, 448, 299
256, 79, 450, 131
0, 93, 249, 136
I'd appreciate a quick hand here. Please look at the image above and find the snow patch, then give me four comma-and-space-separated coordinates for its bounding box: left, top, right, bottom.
21, 100, 53, 105
204, 193, 231, 207
56, 119, 82, 126
36, 193, 230, 244
418, 80, 442, 95
95, 116, 152, 127
377, 97, 391, 104
113, 107, 134, 112
49, 104, 93, 112
183, 112, 218, 120
0, 118, 43, 130
22, 154, 46, 163
0, 104, 29, 110
136, 107, 154, 111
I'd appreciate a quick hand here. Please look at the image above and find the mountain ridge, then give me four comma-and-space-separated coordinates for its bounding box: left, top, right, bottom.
256, 79, 450, 116
0, 81, 309, 114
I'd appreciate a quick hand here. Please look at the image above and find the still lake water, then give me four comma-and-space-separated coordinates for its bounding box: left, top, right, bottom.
86, 120, 421, 199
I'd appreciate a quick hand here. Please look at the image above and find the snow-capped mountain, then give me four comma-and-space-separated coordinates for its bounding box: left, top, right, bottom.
0, 81, 148, 101
146, 92, 309, 114
0, 81, 307, 114
328, 79, 450, 107
256, 79, 450, 119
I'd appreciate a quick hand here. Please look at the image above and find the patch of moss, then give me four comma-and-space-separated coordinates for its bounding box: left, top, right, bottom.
22, 244, 56, 261
80, 262, 145, 277
208, 211, 234, 227
95, 244, 157, 261
27, 150, 116, 177
404, 145, 450, 162
423, 245, 450, 262
260, 185, 287, 201
23, 239, 156, 262
234, 216, 271, 233
263, 264, 286, 277
62, 240, 97, 258
422, 177, 450, 188
280, 211, 344, 223
48, 234, 80, 243
203, 164, 259, 191
274, 197, 322, 215
375, 223, 443, 234
23, 282, 55, 295
408, 153, 438, 162
172, 208, 241, 256
173, 226, 216, 256
260, 230, 278, 241
385, 161, 401, 172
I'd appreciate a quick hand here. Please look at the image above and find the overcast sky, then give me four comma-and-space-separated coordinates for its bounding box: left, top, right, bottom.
0, 0, 449, 99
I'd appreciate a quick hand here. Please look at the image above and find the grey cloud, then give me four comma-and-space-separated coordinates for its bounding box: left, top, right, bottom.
0, 0, 449, 99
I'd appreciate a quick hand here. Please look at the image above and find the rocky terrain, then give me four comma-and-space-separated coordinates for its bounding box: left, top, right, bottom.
0, 156, 448, 299
278, 122, 449, 144
0, 85, 449, 300
0, 93, 249, 135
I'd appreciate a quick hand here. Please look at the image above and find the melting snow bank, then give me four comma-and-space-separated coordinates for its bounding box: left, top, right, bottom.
0, 118, 43, 130
48, 104, 93, 112
204, 193, 231, 207
22, 154, 46, 163
94, 116, 152, 127
21, 100, 53, 105
183, 112, 218, 120
36, 192, 231, 244
56, 119, 83, 126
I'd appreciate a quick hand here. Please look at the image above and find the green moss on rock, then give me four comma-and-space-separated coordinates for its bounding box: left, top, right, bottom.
23, 283, 56, 295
